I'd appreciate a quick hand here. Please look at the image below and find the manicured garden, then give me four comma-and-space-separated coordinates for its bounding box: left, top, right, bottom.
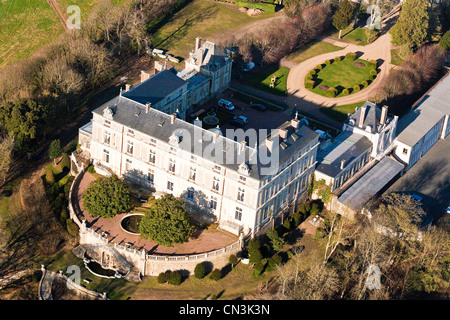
305, 52, 378, 98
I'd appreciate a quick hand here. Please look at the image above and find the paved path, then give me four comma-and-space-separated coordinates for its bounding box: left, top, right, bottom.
286, 9, 400, 109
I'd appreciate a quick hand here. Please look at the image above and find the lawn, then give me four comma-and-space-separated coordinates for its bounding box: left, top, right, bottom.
330, 27, 371, 46
151, 0, 277, 60
319, 101, 365, 122
243, 64, 290, 96
0, 0, 64, 71
286, 41, 343, 64
307, 58, 376, 97
57, 0, 129, 19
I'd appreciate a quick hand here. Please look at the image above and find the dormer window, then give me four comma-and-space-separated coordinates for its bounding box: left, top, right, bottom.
238, 162, 250, 175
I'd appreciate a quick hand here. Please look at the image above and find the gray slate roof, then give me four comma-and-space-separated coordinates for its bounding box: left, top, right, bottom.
396, 73, 450, 147
316, 131, 372, 178
338, 157, 404, 211
122, 69, 187, 105
92, 97, 318, 180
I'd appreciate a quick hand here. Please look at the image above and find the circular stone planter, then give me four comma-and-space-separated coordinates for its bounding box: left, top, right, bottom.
120, 213, 144, 235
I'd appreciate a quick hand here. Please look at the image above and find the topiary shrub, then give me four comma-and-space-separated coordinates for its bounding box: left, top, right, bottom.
157, 272, 166, 283
326, 87, 337, 97
306, 74, 313, 81
66, 219, 79, 236
305, 80, 315, 89
315, 64, 322, 70
368, 60, 377, 69
87, 165, 96, 173
353, 85, 361, 92
361, 80, 368, 88
345, 52, 357, 61
334, 56, 341, 62
229, 254, 238, 268
266, 253, 283, 271
194, 262, 206, 279
164, 270, 172, 282
325, 59, 331, 65
342, 88, 350, 96
309, 69, 316, 75
370, 69, 377, 76
169, 270, 182, 285
210, 268, 222, 281
253, 261, 266, 276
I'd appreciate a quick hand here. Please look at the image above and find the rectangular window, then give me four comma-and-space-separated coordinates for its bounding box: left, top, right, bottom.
169, 158, 176, 173
187, 188, 194, 200
147, 172, 154, 183
235, 207, 242, 221
103, 149, 110, 164
212, 177, 220, 191
150, 138, 157, 146
125, 159, 132, 171
214, 165, 221, 172
239, 176, 246, 183
167, 181, 174, 191
128, 129, 134, 136
104, 120, 111, 127
189, 167, 196, 181
127, 140, 134, 155
149, 150, 156, 164
237, 187, 245, 202
104, 131, 111, 145
210, 197, 217, 210
402, 148, 408, 155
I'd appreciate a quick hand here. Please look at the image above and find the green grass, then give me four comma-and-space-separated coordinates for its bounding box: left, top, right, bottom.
151, 0, 278, 59
319, 101, 365, 122
0, 0, 64, 71
243, 65, 290, 96
286, 41, 342, 64
330, 27, 369, 46
391, 49, 404, 66
307, 58, 376, 97
57, 0, 129, 19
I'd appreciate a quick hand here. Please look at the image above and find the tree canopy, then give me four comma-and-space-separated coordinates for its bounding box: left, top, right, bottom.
390, 0, 429, 49
82, 174, 131, 218
48, 139, 62, 164
332, 0, 354, 36
139, 194, 195, 246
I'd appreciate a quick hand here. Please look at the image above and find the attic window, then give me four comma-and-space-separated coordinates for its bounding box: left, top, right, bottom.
291, 133, 298, 141
158, 120, 165, 127
280, 142, 288, 149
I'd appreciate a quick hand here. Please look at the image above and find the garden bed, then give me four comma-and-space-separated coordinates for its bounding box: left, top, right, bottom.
305, 54, 378, 98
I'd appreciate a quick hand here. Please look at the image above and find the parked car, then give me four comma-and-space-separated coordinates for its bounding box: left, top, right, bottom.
229, 118, 246, 127
243, 62, 255, 72
218, 98, 235, 111
249, 102, 266, 111
233, 115, 248, 124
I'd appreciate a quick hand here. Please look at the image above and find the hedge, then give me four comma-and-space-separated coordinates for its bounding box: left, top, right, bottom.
315, 64, 322, 70
233, 1, 277, 12
368, 59, 377, 69
309, 69, 316, 75
334, 56, 341, 62
326, 87, 337, 97
157, 272, 166, 283
306, 74, 313, 80
353, 85, 361, 92
342, 88, 350, 96
361, 80, 368, 88
305, 80, 315, 89
324, 59, 331, 65
169, 270, 182, 285
345, 52, 357, 61
370, 69, 377, 76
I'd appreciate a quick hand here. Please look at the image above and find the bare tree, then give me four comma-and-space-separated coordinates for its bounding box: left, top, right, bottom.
0, 134, 14, 183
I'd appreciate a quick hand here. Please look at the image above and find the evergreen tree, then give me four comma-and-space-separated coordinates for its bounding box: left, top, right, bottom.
390, 0, 429, 50
48, 139, 62, 165
332, 0, 354, 39
82, 174, 131, 218
139, 194, 195, 246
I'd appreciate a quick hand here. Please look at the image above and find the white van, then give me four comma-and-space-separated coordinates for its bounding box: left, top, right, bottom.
218, 98, 235, 111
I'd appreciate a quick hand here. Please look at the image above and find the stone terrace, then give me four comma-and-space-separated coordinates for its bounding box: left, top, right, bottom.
74, 172, 238, 255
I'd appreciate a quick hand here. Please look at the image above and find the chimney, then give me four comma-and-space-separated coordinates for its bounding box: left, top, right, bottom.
359, 106, 366, 128
193, 117, 202, 128
340, 160, 346, 170
279, 128, 288, 140
380, 105, 388, 125
291, 118, 300, 129
125, 84, 131, 92
145, 102, 151, 113
170, 113, 177, 124
141, 70, 150, 83
195, 37, 202, 51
